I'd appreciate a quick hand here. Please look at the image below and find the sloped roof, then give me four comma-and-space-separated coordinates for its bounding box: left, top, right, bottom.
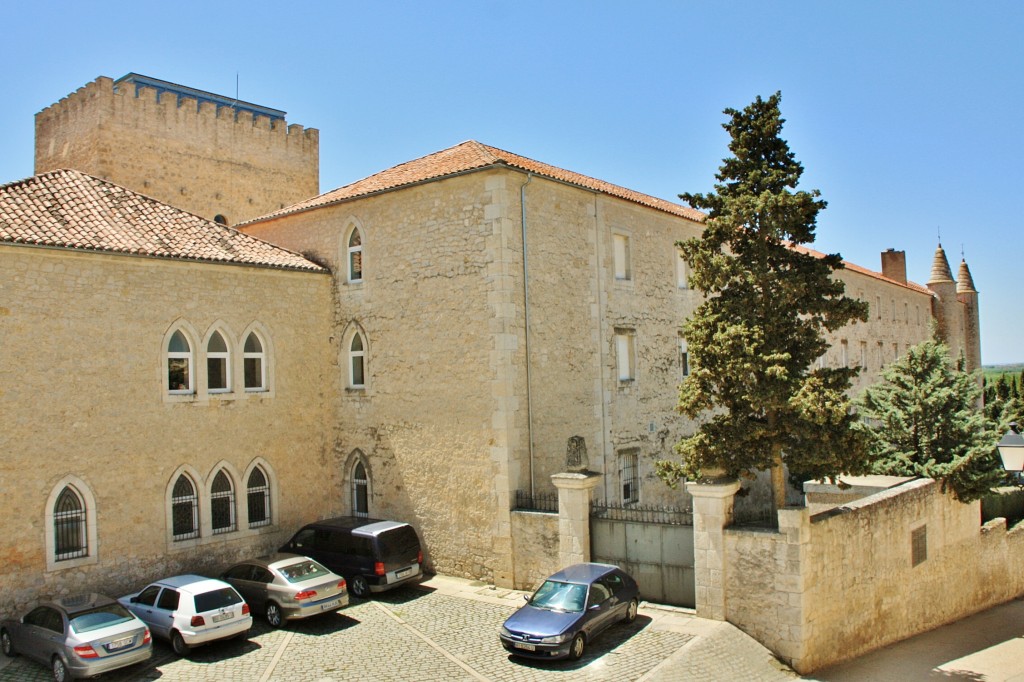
789, 243, 932, 295
244, 140, 708, 225
0, 169, 324, 271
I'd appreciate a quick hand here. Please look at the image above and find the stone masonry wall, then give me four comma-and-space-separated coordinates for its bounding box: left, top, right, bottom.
723, 479, 1024, 673
509, 511, 559, 591
0, 245, 334, 618
35, 76, 319, 225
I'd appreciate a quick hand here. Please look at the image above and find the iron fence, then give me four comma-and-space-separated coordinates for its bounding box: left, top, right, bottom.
590, 500, 693, 526
514, 489, 558, 513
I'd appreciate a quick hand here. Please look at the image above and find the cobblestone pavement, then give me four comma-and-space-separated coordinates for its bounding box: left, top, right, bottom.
0, 577, 798, 681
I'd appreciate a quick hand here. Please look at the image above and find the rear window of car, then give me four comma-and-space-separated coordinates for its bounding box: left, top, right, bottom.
193, 587, 243, 613
70, 604, 134, 634
278, 559, 331, 584
375, 526, 420, 560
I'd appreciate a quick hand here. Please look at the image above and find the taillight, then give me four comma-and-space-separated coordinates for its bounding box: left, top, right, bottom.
242, 603, 250, 616
294, 590, 318, 601
417, 550, 423, 564
374, 562, 386, 576
191, 615, 206, 627
143, 628, 152, 644
337, 579, 347, 591
73, 644, 98, 659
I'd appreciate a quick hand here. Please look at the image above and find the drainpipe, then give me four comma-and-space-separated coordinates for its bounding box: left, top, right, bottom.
521, 173, 536, 497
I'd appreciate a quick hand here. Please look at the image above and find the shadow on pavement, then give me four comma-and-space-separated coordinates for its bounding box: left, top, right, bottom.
507, 614, 654, 672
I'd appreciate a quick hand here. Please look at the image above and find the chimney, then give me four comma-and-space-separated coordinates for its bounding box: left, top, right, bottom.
881, 249, 907, 284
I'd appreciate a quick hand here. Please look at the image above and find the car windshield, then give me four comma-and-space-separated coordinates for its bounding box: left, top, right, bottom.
193, 587, 242, 613
528, 580, 587, 613
69, 604, 134, 634
278, 559, 331, 584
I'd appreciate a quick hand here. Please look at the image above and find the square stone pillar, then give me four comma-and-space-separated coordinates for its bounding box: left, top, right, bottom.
551, 471, 603, 566
686, 479, 741, 621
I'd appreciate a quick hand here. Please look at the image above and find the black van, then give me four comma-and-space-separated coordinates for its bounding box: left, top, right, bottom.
280, 517, 424, 598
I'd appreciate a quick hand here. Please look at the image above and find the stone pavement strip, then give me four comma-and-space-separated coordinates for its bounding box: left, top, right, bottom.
0, 575, 799, 681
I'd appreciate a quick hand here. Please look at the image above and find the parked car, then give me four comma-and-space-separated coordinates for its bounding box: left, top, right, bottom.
280, 517, 423, 598
1, 593, 152, 681
221, 553, 349, 627
499, 563, 639, 661
118, 575, 252, 656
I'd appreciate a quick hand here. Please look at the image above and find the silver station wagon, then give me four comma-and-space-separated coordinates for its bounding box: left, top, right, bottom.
221, 553, 349, 627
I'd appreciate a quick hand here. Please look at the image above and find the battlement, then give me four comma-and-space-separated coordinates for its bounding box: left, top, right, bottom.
36, 74, 320, 225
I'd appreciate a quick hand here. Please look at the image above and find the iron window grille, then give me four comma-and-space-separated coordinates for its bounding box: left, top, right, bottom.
211, 471, 236, 534
171, 475, 199, 540
247, 467, 271, 527
54, 487, 87, 561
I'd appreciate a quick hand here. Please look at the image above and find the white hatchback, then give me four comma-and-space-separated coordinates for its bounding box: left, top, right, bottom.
119, 575, 252, 656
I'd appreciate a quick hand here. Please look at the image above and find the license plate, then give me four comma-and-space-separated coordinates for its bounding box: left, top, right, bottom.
107, 637, 133, 651
212, 612, 235, 623
396, 568, 412, 578
320, 599, 340, 611
513, 642, 536, 651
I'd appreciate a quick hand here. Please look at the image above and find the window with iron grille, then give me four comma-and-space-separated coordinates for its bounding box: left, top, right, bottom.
619, 450, 639, 504
247, 467, 271, 527
352, 461, 369, 518
54, 486, 87, 561
171, 474, 199, 541
911, 525, 928, 566
211, 470, 236, 534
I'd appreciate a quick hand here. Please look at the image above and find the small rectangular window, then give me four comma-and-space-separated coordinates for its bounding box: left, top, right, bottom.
615, 331, 635, 382
619, 450, 639, 504
859, 341, 867, 368
679, 337, 690, 378
613, 233, 631, 281
840, 340, 849, 368
892, 298, 897, 322
875, 296, 881, 320
676, 254, 688, 289
904, 302, 909, 324
877, 341, 884, 368
911, 525, 927, 566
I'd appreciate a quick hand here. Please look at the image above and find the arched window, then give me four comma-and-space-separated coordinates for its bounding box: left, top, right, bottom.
352, 461, 369, 518
213, 214, 228, 225
171, 474, 199, 540
167, 330, 193, 394
210, 470, 236, 534
207, 331, 230, 393
53, 486, 87, 561
349, 333, 366, 389
243, 332, 266, 391
247, 466, 271, 527
347, 227, 363, 283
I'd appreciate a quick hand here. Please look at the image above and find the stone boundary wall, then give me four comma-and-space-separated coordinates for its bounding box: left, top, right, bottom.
723, 478, 1024, 673
510, 510, 558, 591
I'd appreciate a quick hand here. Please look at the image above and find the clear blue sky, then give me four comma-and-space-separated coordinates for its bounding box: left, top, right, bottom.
2, 1, 1021, 363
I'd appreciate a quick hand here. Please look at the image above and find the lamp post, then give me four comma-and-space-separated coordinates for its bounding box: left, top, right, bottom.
997, 422, 1024, 473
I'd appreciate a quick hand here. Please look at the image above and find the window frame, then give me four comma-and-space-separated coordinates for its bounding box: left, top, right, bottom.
166, 329, 194, 396
243, 331, 267, 392
210, 469, 237, 534
246, 465, 272, 528
352, 460, 369, 519
619, 450, 640, 505
615, 330, 636, 383
171, 473, 200, 542
44, 476, 98, 572
612, 232, 632, 282
347, 226, 364, 284
349, 331, 367, 389
206, 330, 232, 394
675, 252, 689, 290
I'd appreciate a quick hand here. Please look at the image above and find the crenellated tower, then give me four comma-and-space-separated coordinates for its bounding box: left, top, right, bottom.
34, 74, 319, 226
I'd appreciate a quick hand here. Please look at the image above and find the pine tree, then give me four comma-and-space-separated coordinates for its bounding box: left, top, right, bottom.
657, 93, 871, 511
857, 336, 1003, 502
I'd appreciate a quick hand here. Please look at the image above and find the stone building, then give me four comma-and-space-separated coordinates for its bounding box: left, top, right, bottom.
0, 74, 983, 614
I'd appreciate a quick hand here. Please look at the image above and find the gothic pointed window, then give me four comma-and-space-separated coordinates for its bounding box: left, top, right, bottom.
244, 332, 266, 391
171, 474, 199, 541
167, 330, 193, 394
348, 228, 363, 283
349, 333, 366, 389
211, 470, 236, 534
53, 486, 87, 561
207, 331, 230, 393
352, 461, 369, 518
247, 466, 271, 527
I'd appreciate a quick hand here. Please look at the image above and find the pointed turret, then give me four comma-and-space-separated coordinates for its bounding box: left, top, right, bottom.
957, 259, 977, 294
957, 257, 982, 378
928, 243, 955, 284
926, 243, 963, 363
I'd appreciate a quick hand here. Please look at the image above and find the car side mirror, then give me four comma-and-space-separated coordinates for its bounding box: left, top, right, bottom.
589, 603, 601, 611
523, 595, 529, 601
130, 597, 138, 604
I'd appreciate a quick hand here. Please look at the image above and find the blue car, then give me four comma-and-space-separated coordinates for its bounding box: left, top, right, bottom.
499, 563, 639, 661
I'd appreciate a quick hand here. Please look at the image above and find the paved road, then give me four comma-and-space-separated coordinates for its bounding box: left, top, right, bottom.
0, 575, 796, 681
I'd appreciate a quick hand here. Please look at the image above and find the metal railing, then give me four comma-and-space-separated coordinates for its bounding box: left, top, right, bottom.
513, 490, 558, 513
590, 500, 693, 526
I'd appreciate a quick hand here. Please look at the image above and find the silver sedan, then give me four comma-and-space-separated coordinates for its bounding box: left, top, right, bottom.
221, 553, 349, 628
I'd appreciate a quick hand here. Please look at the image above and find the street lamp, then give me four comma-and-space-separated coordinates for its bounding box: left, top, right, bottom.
997, 422, 1024, 473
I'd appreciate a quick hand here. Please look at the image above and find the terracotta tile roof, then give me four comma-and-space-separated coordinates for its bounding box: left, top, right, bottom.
0, 169, 324, 271
789, 242, 932, 295
243, 140, 708, 225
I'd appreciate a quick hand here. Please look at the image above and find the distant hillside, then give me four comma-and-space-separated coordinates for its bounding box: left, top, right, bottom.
984, 364, 1024, 381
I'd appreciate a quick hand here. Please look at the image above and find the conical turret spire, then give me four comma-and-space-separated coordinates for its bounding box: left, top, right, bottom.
957, 259, 977, 293
928, 243, 955, 284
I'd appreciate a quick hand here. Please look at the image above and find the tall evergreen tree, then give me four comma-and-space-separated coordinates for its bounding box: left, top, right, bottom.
657, 93, 871, 511
857, 336, 1003, 502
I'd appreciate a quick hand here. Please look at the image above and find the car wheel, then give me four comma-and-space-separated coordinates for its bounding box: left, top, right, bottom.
265, 602, 283, 628
624, 598, 638, 624
51, 655, 68, 682
171, 630, 191, 657
568, 632, 585, 661
350, 575, 370, 599
1, 629, 15, 657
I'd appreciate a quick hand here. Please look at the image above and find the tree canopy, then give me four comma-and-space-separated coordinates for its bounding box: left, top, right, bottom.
857, 335, 1003, 502
657, 92, 871, 509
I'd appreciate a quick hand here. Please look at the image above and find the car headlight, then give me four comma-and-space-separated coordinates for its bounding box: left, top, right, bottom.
499, 626, 513, 638
540, 632, 571, 644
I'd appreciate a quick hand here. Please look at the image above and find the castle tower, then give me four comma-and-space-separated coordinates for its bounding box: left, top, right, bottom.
957, 258, 982, 374
35, 74, 319, 226
926, 243, 965, 363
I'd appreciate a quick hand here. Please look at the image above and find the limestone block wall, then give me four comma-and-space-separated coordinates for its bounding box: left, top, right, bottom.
0, 245, 334, 618
509, 511, 559, 591
242, 170, 526, 586
35, 76, 319, 225
722, 478, 1024, 673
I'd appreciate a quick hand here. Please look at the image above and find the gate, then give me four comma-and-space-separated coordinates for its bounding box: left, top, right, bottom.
589, 503, 695, 608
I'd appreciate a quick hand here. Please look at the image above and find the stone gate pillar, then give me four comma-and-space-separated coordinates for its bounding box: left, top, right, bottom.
686, 478, 741, 620
551, 435, 602, 566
